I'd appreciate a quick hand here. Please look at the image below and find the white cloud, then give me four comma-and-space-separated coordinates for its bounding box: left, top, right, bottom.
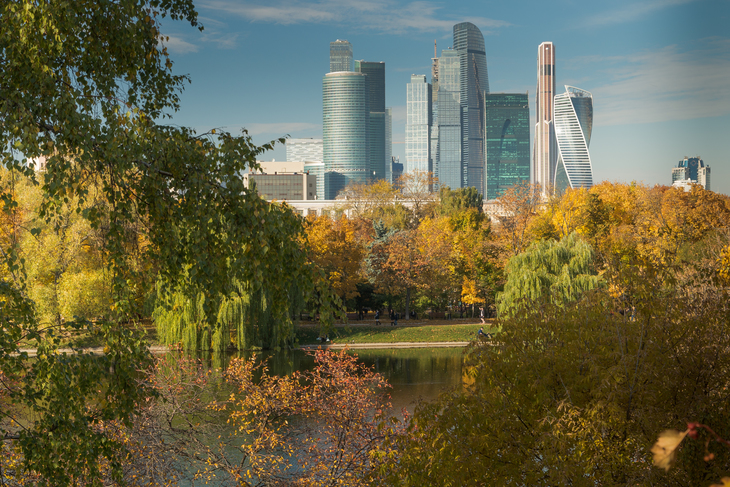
162, 35, 199, 54
198, 0, 509, 34
578, 38, 730, 126
584, 0, 697, 26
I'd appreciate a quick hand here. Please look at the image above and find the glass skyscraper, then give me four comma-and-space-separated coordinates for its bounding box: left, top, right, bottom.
355, 60, 386, 181
330, 40, 353, 73
534, 42, 557, 198
484, 93, 530, 200
406, 74, 432, 174
553, 86, 594, 192
385, 107, 392, 183
453, 22, 489, 194
322, 71, 369, 199
436, 49, 461, 190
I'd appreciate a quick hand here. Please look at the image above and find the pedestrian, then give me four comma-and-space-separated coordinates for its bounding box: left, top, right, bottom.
479, 306, 485, 324
375, 309, 381, 326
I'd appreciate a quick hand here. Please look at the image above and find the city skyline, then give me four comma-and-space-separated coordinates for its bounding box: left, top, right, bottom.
158, 0, 729, 196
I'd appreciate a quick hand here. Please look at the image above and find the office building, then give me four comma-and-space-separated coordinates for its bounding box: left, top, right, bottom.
244, 171, 317, 201
286, 138, 323, 163
484, 93, 530, 199
322, 71, 370, 199
385, 108, 393, 183
392, 157, 403, 184
330, 40, 353, 72
436, 49, 462, 190
355, 60, 386, 181
304, 161, 325, 200
553, 86, 594, 192
406, 74, 432, 174
673, 157, 711, 190
534, 42, 557, 198
453, 22, 489, 194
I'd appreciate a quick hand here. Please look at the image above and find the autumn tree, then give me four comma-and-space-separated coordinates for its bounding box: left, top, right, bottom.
0, 0, 321, 482
305, 214, 365, 302
386, 269, 730, 486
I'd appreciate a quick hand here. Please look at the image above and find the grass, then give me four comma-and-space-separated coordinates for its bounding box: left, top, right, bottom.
295, 319, 497, 346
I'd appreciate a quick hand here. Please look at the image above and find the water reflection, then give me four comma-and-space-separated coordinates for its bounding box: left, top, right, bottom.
192, 347, 465, 413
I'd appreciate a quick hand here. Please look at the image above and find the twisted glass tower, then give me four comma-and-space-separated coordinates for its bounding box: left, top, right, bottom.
553, 85, 594, 192
323, 72, 369, 199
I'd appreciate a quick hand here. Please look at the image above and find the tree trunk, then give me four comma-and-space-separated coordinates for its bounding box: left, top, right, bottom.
405, 287, 410, 320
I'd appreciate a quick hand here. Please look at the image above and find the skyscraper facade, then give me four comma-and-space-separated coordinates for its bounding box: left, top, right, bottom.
534, 42, 557, 198
355, 60, 386, 181
322, 71, 369, 199
553, 86, 594, 192
436, 49, 462, 190
453, 22, 489, 194
484, 93, 530, 200
385, 107, 393, 183
286, 138, 323, 163
406, 75, 432, 174
330, 40, 353, 72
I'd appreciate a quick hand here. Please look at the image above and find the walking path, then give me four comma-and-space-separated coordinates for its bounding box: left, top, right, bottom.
298, 341, 469, 350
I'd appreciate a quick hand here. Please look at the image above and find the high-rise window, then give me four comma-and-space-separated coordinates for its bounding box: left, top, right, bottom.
484, 93, 530, 199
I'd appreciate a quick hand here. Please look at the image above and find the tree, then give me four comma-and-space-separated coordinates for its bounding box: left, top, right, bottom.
0, 0, 315, 482
494, 182, 543, 257
385, 270, 730, 486
305, 214, 365, 302
497, 232, 601, 317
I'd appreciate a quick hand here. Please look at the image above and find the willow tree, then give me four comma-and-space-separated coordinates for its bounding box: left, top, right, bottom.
0, 0, 324, 483
497, 232, 601, 317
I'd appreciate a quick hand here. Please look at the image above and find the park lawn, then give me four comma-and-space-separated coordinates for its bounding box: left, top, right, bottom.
296, 321, 497, 346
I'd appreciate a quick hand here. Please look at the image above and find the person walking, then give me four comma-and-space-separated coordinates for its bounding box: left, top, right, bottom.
479, 307, 485, 324
375, 309, 381, 326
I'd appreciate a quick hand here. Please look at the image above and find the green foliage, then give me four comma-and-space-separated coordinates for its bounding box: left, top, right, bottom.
0, 0, 323, 483
438, 186, 483, 216
497, 232, 601, 317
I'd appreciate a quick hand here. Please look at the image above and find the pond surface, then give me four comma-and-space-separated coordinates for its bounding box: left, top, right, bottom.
197, 346, 466, 413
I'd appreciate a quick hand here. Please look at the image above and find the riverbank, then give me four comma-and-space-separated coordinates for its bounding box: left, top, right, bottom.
295, 319, 495, 346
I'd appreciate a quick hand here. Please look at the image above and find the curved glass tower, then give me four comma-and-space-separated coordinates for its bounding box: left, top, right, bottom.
323, 72, 370, 199
453, 22, 489, 193
553, 85, 594, 192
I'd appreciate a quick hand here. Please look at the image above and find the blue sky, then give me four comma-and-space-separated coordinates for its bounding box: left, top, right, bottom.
159, 0, 730, 195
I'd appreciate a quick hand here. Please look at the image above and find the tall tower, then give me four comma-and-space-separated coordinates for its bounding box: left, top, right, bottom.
430, 41, 440, 184
385, 108, 393, 183
406, 74, 432, 174
553, 86, 594, 192
484, 93, 530, 199
534, 42, 557, 198
323, 71, 369, 199
453, 22, 489, 194
330, 40, 353, 72
355, 60, 386, 181
437, 49, 462, 190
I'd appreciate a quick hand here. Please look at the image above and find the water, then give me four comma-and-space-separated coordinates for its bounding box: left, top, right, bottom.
201, 346, 466, 413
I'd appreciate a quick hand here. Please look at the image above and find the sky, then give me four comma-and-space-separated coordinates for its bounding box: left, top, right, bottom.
158, 0, 730, 196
